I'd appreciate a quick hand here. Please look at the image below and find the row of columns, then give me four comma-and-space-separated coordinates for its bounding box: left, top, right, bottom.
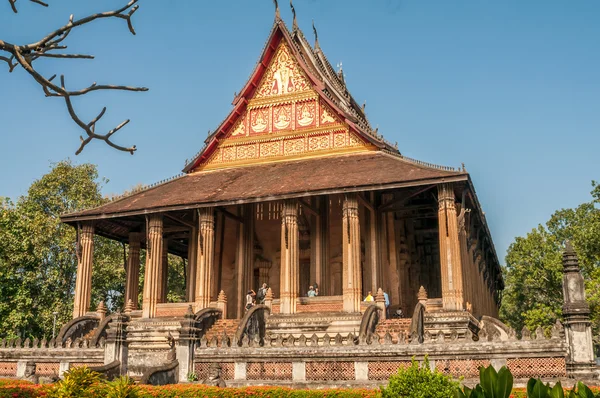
72, 185, 499, 319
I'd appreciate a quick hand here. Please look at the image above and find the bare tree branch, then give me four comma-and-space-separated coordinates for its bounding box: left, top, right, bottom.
8, 0, 48, 14
1, 0, 147, 155
59, 76, 136, 156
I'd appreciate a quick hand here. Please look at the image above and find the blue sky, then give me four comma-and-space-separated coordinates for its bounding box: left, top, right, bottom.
1, 0, 599, 262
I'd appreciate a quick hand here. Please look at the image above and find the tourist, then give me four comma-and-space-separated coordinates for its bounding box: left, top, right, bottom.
383, 290, 390, 318
307, 285, 316, 297
314, 287, 319, 296
257, 282, 268, 304
245, 290, 255, 311
395, 308, 404, 318
364, 291, 374, 302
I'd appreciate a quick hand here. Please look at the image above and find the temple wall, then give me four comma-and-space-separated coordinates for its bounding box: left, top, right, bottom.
193, 331, 573, 386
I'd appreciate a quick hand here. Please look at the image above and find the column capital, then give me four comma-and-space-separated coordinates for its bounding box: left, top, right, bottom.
128, 232, 142, 246
438, 183, 456, 207
198, 207, 215, 225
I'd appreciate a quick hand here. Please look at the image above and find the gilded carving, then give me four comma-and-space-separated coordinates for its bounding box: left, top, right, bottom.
230, 115, 246, 138
237, 143, 258, 160
349, 132, 362, 146
273, 105, 292, 131
320, 103, 338, 125
250, 109, 269, 133
284, 138, 305, 155
296, 101, 316, 128
222, 146, 236, 162
308, 135, 329, 151
260, 141, 281, 158
256, 42, 311, 98
334, 132, 347, 148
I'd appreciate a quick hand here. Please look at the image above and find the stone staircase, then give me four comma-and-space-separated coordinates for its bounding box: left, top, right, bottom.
375, 319, 411, 343
203, 319, 240, 346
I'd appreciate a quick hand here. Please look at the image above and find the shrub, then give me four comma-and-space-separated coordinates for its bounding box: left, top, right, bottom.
456, 364, 513, 398
103, 376, 139, 398
379, 357, 459, 398
46, 366, 103, 398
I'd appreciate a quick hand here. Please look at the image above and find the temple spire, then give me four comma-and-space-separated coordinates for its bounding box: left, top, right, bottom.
312, 20, 320, 50
290, 0, 298, 31
273, 0, 281, 21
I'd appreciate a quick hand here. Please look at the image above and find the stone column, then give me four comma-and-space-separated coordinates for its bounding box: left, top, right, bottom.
309, 198, 322, 290
342, 194, 362, 313
280, 199, 299, 314
73, 222, 95, 319
235, 205, 254, 318
458, 209, 471, 313
125, 232, 141, 310
369, 192, 382, 293
320, 196, 330, 295
158, 238, 169, 303
142, 215, 163, 319
195, 207, 215, 311
437, 184, 464, 311
186, 212, 198, 302
562, 242, 596, 377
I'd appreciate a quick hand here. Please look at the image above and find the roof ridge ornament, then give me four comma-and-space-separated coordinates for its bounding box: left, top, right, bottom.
273, 0, 281, 21
290, 0, 298, 31
312, 20, 320, 50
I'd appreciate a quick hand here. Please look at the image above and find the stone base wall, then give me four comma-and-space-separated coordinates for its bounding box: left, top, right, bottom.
193, 331, 573, 384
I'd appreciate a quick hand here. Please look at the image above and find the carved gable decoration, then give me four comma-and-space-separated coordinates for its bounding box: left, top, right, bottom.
320, 101, 341, 126
193, 36, 372, 172
255, 42, 311, 98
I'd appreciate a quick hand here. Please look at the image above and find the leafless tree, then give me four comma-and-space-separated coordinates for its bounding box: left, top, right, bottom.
1, 0, 148, 155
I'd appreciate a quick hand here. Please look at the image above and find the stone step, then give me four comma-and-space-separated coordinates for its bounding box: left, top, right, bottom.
375, 319, 411, 343
203, 319, 240, 346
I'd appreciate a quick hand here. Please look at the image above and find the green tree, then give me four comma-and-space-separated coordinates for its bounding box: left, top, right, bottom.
500, 181, 600, 349
0, 160, 125, 339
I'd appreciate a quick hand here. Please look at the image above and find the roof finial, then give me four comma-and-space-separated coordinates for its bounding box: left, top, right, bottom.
290, 0, 298, 31
361, 100, 366, 112
273, 0, 281, 21
312, 20, 320, 50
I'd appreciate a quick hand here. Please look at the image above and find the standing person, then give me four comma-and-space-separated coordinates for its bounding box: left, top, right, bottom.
364, 291, 374, 302
307, 286, 316, 297
245, 290, 255, 311
383, 291, 390, 318
257, 283, 268, 304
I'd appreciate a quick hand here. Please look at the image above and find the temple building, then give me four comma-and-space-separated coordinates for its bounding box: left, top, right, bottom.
61, 9, 503, 324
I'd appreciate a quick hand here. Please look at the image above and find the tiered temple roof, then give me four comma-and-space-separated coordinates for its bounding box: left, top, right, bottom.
60, 9, 502, 288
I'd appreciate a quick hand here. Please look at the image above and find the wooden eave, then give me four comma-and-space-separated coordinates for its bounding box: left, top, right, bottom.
62, 152, 468, 223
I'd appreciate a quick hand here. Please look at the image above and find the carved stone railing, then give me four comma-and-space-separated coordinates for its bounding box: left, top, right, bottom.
358, 305, 381, 344
234, 305, 270, 346
194, 307, 222, 340
89, 360, 121, 381
56, 315, 100, 345
140, 360, 179, 385
409, 302, 425, 344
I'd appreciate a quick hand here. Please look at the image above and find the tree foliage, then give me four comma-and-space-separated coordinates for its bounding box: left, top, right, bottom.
0, 160, 125, 339
500, 181, 600, 348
